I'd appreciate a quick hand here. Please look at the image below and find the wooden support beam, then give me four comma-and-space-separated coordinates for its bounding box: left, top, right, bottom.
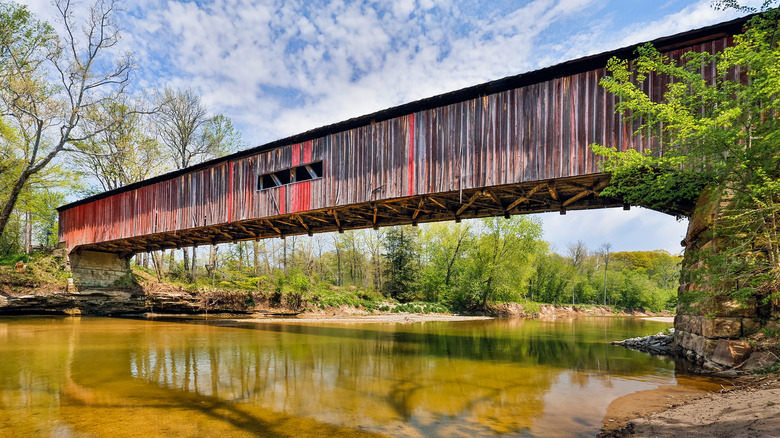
412, 198, 425, 220
486, 190, 510, 218
506, 183, 545, 211
547, 181, 559, 201
456, 191, 482, 216
217, 231, 234, 240
428, 196, 447, 210
294, 214, 312, 236
562, 189, 591, 207
486, 191, 502, 208
381, 202, 400, 213
264, 220, 282, 236
562, 179, 610, 207
330, 210, 343, 233
233, 223, 256, 237
306, 215, 330, 223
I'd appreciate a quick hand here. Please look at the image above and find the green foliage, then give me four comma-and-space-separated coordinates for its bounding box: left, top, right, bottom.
382, 226, 421, 302
520, 300, 542, 315
457, 216, 543, 309
390, 302, 449, 314
309, 283, 385, 310
0, 219, 22, 256
147, 222, 678, 314
0, 253, 69, 290
592, 5, 780, 311
526, 248, 678, 311
528, 253, 575, 304
419, 222, 471, 303
0, 253, 28, 266
0, 0, 132, 241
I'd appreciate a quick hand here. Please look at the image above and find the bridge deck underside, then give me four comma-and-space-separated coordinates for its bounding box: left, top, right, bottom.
78, 174, 619, 256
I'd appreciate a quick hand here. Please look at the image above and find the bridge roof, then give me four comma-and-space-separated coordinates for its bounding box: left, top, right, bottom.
58, 14, 751, 213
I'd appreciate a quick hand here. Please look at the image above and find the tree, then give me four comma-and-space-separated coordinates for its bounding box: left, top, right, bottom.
73, 98, 165, 192
419, 222, 471, 302
596, 243, 612, 306
528, 252, 575, 304
155, 88, 237, 169
592, 3, 780, 311
154, 88, 243, 280
382, 226, 421, 302
462, 216, 543, 310
0, 0, 132, 240
567, 241, 588, 273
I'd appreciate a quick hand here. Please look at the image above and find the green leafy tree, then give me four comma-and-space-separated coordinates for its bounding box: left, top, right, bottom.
528, 253, 575, 304
0, 0, 132, 240
382, 226, 421, 302
592, 4, 780, 312
419, 222, 472, 302
462, 216, 543, 310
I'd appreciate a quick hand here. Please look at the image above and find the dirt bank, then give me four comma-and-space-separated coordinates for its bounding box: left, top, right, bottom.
601, 375, 780, 437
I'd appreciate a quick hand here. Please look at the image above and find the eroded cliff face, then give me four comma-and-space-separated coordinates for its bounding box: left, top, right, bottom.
675, 190, 780, 367
0, 289, 145, 315
0, 260, 203, 316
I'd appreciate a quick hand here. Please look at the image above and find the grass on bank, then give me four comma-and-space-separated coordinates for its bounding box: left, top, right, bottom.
135, 264, 662, 317
0, 252, 70, 294
0, 256, 673, 318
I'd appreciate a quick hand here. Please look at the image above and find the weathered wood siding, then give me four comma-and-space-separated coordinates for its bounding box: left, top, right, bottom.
59, 36, 734, 252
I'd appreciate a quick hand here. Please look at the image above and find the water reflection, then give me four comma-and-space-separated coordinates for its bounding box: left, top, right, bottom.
0, 316, 717, 437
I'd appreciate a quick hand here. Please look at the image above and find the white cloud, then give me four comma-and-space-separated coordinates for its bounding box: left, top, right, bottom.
617, 0, 744, 47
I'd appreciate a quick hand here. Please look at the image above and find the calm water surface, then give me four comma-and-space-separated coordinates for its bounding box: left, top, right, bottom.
0, 316, 719, 437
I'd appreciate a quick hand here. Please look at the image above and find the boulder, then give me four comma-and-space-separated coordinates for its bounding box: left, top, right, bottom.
738, 351, 779, 371
711, 339, 752, 367
765, 318, 780, 332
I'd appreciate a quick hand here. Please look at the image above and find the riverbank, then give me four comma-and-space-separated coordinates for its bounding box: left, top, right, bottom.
1, 259, 672, 319
600, 374, 780, 437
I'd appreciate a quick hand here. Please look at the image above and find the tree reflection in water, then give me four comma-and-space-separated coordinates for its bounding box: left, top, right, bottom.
0, 317, 717, 437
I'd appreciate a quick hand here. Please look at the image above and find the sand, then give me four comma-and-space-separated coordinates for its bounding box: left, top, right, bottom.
240, 313, 492, 324
602, 378, 780, 437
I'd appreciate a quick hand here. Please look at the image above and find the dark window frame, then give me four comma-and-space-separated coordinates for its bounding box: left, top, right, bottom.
257, 160, 323, 190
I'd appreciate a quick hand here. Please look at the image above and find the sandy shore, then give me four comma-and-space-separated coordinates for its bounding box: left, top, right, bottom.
602, 377, 780, 437
238, 313, 493, 324
641, 316, 674, 323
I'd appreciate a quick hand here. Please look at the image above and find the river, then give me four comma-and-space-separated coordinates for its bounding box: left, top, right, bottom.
0, 316, 720, 437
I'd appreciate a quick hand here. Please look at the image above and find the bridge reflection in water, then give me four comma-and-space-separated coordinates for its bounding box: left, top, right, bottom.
0, 317, 722, 437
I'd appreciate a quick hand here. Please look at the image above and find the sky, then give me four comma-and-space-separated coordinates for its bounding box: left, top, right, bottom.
22, 0, 754, 255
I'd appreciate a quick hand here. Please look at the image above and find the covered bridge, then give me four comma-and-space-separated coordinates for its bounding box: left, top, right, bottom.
58, 17, 746, 278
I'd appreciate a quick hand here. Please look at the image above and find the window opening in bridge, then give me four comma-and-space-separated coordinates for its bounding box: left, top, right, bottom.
258, 161, 323, 190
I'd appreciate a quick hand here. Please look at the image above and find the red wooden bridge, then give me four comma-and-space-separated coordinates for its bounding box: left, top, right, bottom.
58, 17, 745, 259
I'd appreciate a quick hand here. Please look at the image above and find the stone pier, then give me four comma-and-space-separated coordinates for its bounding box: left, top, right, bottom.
674, 191, 780, 367
67, 250, 134, 289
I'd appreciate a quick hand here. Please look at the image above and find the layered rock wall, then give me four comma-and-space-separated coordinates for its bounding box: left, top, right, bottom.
674, 191, 780, 366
